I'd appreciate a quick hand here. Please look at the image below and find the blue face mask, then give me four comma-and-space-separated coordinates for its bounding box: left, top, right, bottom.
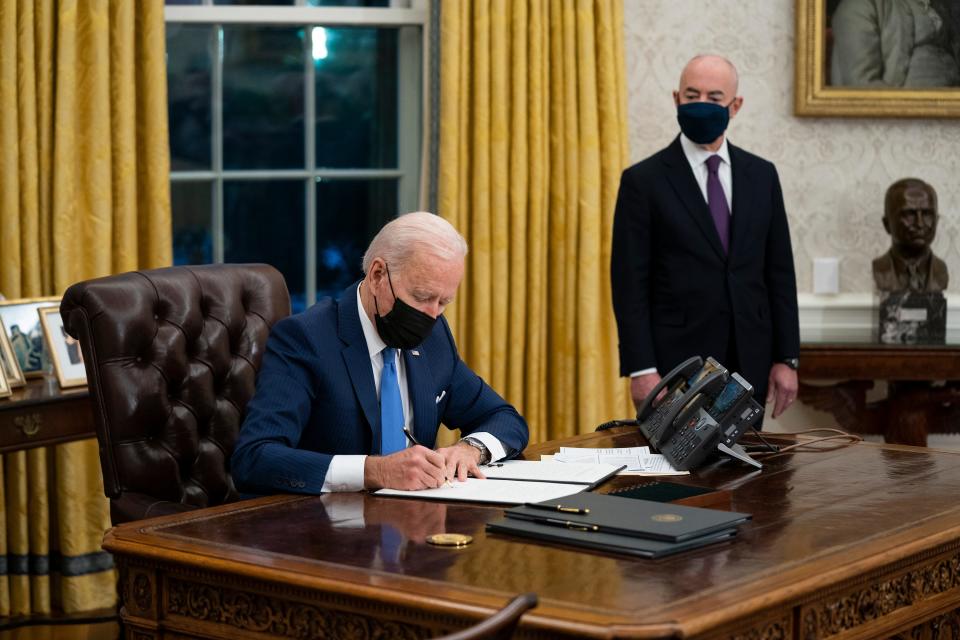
676, 101, 732, 145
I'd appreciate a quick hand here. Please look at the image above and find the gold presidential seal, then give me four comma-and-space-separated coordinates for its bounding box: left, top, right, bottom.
651, 514, 683, 523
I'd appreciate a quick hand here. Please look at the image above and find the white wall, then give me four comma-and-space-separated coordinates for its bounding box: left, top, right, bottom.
622, 0, 960, 295
621, 0, 960, 432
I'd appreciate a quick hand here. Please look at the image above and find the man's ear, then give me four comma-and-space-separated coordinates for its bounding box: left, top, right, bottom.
728, 96, 744, 119
672, 90, 680, 107
882, 216, 891, 234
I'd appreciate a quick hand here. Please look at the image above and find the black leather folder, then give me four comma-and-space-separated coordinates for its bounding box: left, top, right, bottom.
505, 492, 750, 543
486, 517, 738, 559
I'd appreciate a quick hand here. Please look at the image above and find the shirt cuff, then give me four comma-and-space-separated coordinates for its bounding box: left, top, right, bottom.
320, 496, 366, 528
466, 432, 507, 462
629, 368, 658, 377
321, 455, 367, 492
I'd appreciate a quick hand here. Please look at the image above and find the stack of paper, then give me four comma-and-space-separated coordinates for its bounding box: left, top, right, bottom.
547, 446, 688, 476
374, 460, 624, 505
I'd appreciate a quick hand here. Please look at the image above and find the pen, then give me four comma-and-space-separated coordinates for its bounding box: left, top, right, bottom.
403, 427, 453, 487
523, 503, 590, 515
403, 427, 423, 447
539, 517, 599, 532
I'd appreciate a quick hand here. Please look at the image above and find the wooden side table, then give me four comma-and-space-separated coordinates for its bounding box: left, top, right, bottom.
799, 342, 960, 446
0, 377, 96, 453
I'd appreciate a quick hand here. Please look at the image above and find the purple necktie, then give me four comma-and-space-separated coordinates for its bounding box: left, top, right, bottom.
705, 155, 730, 253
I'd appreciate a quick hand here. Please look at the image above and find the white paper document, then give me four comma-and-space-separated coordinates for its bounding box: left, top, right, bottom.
375, 478, 585, 505
481, 460, 622, 484
547, 446, 688, 476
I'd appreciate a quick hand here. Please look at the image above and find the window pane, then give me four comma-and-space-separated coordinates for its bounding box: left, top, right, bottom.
224, 181, 306, 311
315, 179, 397, 300
167, 24, 212, 171
314, 27, 417, 169
172, 181, 213, 265
223, 26, 305, 170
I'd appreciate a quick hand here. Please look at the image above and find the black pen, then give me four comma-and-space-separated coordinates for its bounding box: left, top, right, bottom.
523, 503, 590, 515
538, 517, 599, 532
403, 427, 423, 447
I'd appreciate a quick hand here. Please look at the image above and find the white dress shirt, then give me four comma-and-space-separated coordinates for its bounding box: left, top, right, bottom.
321, 285, 506, 492
629, 134, 733, 379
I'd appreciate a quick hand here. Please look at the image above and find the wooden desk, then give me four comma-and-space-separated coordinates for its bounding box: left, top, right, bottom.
799, 342, 960, 446
0, 377, 95, 453
105, 428, 960, 639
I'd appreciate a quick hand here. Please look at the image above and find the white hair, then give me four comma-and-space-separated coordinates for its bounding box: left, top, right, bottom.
361, 211, 468, 274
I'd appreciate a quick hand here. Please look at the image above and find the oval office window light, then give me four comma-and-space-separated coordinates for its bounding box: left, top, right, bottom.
312, 27, 329, 61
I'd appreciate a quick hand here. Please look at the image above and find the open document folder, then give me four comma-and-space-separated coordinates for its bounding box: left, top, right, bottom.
374, 461, 623, 504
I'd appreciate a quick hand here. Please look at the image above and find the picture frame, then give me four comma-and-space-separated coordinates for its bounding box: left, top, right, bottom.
0, 359, 10, 399
0, 297, 61, 378
795, 0, 960, 118
38, 307, 87, 389
0, 318, 26, 388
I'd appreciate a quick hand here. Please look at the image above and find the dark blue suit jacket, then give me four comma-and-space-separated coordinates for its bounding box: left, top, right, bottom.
610, 136, 800, 402
232, 283, 529, 494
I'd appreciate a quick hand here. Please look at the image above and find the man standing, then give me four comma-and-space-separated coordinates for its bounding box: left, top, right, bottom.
233, 212, 529, 494
610, 55, 800, 419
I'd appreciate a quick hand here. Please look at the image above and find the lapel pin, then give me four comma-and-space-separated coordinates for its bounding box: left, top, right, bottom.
411, 350, 420, 356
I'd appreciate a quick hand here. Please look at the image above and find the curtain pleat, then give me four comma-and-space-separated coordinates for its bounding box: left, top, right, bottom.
438, 0, 632, 444
0, 0, 171, 616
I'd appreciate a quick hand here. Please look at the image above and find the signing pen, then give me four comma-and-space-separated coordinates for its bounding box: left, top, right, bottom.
403, 427, 453, 487
523, 503, 590, 515
403, 427, 424, 447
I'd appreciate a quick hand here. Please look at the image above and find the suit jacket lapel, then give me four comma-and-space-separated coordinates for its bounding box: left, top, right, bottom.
728, 143, 756, 257
661, 136, 727, 261
337, 282, 382, 453
403, 348, 437, 448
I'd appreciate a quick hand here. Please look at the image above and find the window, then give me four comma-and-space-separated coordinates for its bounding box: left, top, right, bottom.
165, 1, 425, 312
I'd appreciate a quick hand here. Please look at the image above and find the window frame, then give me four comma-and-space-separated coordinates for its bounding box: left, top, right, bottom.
165, 1, 427, 308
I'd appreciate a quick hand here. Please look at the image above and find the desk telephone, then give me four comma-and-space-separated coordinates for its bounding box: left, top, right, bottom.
637, 356, 763, 471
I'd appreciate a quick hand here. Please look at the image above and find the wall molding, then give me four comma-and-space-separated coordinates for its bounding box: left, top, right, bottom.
798, 293, 959, 342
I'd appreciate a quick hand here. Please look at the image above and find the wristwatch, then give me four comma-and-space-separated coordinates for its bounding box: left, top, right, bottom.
782, 357, 800, 370
461, 437, 491, 465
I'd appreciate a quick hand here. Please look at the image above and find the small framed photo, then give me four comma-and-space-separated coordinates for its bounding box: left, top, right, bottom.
0, 318, 26, 388
0, 297, 60, 378
38, 308, 87, 389
0, 354, 10, 399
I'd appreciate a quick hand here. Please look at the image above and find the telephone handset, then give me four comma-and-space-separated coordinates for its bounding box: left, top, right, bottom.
637, 357, 763, 471
636, 356, 704, 424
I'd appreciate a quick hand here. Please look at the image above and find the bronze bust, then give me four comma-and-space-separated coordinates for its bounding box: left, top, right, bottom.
872, 178, 949, 293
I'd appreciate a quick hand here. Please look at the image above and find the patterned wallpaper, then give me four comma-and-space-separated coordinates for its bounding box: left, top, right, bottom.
622, 0, 960, 293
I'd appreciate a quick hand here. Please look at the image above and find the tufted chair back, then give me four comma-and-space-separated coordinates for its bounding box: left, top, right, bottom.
61, 264, 290, 525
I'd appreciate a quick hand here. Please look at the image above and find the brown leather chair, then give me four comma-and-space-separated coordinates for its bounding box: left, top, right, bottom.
435, 593, 537, 640
61, 264, 290, 525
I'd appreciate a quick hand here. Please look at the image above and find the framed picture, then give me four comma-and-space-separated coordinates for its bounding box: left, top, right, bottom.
0, 318, 26, 388
795, 0, 960, 117
0, 359, 10, 399
0, 297, 60, 378
38, 308, 87, 389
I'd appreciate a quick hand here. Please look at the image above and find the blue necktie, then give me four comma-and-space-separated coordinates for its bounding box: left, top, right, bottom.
380, 348, 406, 455
706, 154, 730, 253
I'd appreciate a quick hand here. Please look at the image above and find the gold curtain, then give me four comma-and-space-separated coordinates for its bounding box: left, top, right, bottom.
0, 0, 171, 616
438, 0, 632, 444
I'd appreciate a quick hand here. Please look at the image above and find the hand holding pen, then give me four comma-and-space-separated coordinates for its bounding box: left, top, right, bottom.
405, 427, 487, 483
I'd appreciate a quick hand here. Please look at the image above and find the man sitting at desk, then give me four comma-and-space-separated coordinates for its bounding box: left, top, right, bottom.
232, 212, 529, 495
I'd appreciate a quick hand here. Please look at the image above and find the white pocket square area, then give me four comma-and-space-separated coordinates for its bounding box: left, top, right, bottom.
435, 390, 447, 404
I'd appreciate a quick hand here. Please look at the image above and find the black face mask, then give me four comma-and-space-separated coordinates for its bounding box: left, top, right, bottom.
373, 264, 438, 350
